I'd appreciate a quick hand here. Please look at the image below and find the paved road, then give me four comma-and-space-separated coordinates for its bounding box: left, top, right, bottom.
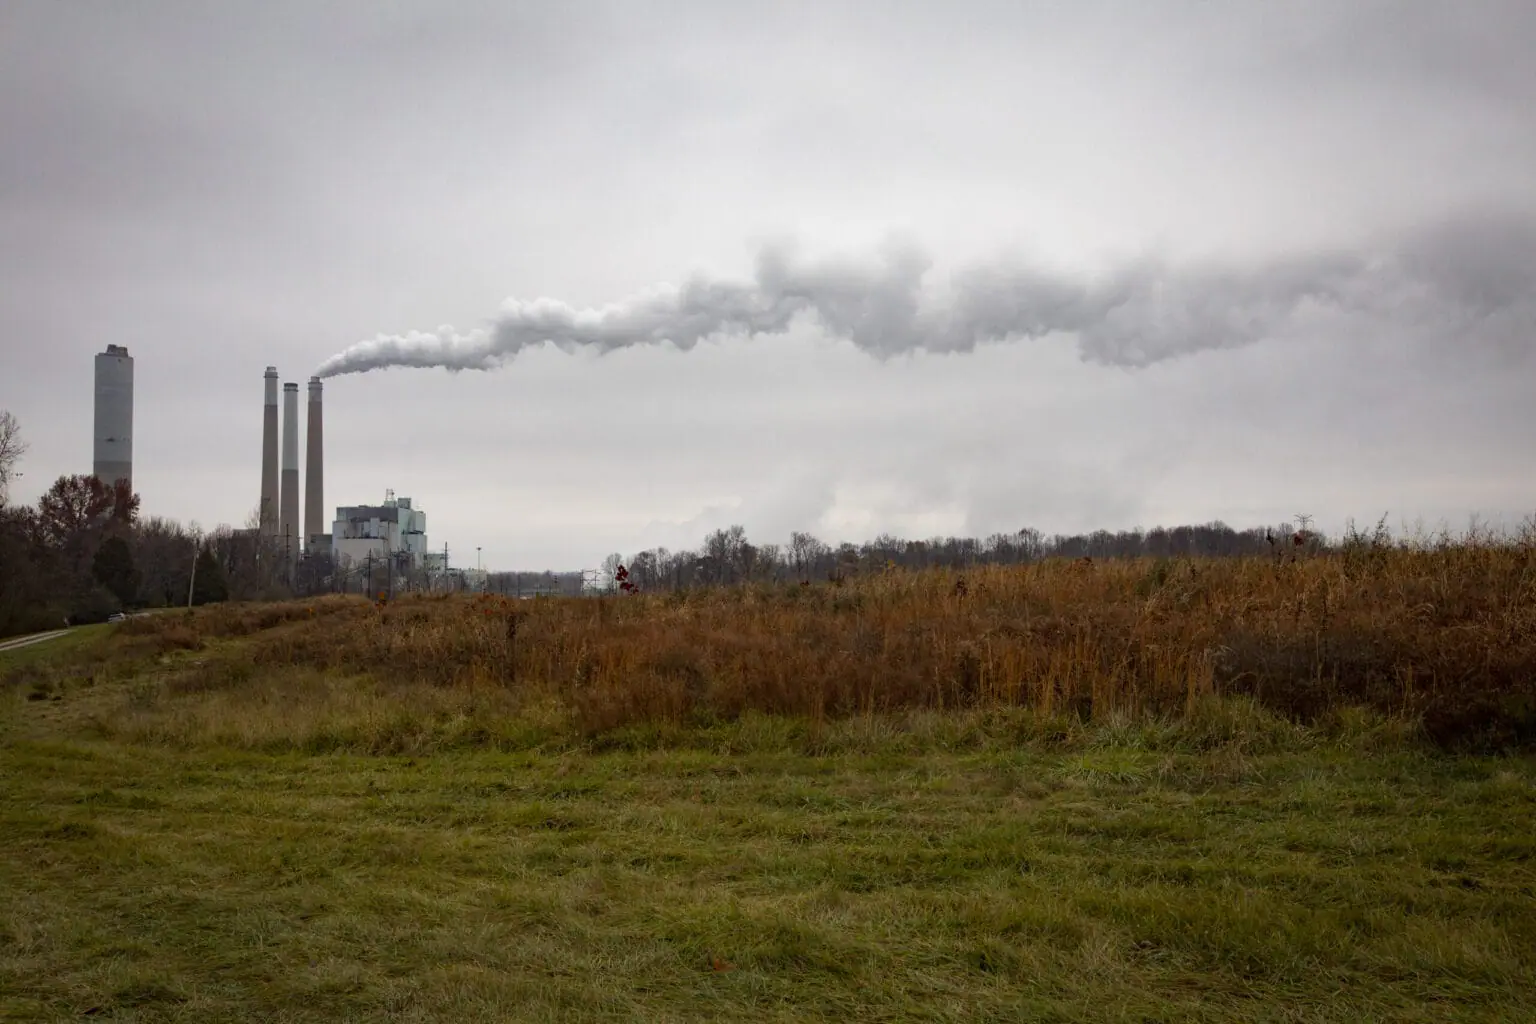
0, 629, 71, 654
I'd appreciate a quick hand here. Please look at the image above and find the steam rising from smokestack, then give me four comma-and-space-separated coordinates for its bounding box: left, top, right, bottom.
314, 212, 1536, 378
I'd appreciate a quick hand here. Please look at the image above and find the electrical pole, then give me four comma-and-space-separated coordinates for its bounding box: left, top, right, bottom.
186, 546, 198, 609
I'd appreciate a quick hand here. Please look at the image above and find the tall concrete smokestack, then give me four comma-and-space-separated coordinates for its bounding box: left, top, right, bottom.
93, 345, 134, 488
304, 377, 323, 554
280, 382, 299, 563
260, 367, 279, 537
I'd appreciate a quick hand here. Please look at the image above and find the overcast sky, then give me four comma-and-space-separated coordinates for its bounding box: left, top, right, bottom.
3, 1, 1533, 569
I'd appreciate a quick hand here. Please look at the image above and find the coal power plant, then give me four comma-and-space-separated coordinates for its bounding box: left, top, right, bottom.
252, 367, 456, 596
258, 368, 325, 565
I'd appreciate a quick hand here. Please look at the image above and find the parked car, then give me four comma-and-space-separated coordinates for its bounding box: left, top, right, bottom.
107, 612, 127, 623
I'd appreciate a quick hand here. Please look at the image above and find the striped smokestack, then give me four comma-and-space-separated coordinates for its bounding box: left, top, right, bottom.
260, 367, 279, 537
304, 377, 323, 554
280, 382, 300, 563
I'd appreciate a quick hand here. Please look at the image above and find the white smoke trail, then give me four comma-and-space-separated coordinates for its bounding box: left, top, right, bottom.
314, 212, 1536, 378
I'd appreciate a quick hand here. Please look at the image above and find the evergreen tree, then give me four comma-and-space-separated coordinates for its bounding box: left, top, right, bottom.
191, 548, 229, 605
91, 535, 141, 607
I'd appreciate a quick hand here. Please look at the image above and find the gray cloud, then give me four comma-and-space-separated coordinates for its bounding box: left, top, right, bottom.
5, 1, 1536, 568
316, 210, 1534, 377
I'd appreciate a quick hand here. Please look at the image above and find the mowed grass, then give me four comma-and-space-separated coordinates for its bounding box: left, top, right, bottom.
0, 623, 111, 674
4, 706, 1535, 1020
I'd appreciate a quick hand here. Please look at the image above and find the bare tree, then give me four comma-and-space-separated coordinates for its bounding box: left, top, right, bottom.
788, 531, 827, 581
702, 526, 747, 584
756, 543, 782, 583
0, 411, 26, 506
601, 552, 624, 592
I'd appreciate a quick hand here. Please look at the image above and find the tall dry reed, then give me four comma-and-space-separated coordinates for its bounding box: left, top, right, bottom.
116, 544, 1536, 748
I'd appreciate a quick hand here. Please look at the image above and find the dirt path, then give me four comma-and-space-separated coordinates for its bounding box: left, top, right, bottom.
0, 629, 70, 654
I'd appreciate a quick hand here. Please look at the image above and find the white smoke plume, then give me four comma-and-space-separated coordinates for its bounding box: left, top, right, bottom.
314, 211, 1536, 378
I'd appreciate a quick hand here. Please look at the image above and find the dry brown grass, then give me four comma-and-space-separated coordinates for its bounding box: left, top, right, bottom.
90, 541, 1536, 750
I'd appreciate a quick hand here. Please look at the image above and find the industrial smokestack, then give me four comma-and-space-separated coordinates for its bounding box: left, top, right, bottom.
93, 345, 133, 488
280, 382, 299, 563
304, 377, 323, 554
260, 367, 279, 537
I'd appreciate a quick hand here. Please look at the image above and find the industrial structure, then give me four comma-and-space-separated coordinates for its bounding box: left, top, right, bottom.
260, 367, 279, 537
93, 345, 133, 487
279, 382, 300, 563
332, 492, 429, 571
246, 368, 464, 596
304, 377, 325, 554
256, 366, 325, 573
251, 365, 449, 593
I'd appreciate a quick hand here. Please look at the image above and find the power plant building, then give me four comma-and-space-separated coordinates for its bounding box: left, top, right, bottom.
93, 345, 133, 487
332, 494, 429, 570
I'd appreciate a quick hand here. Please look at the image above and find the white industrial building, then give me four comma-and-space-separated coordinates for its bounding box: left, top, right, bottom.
331, 492, 429, 570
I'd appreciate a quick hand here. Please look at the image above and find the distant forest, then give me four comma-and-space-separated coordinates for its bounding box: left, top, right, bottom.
483, 512, 1523, 596
580, 519, 1326, 593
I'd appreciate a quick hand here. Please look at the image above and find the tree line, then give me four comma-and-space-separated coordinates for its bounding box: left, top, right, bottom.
0, 412, 290, 636
0, 470, 250, 635
600, 519, 1344, 593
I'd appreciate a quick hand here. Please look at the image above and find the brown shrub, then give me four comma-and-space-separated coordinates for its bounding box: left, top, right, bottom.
115, 544, 1536, 749
153, 625, 204, 653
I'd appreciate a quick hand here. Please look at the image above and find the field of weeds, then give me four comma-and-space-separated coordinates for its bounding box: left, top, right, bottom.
3, 546, 1535, 1020
14, 542, 1530, 752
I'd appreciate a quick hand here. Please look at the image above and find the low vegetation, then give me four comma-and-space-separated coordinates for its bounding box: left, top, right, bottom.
2, 543, 1534, 1019
15, 537, 1528, 751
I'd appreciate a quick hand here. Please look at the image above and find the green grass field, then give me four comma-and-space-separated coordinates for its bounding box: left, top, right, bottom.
2, 610, 1534, 1021
0, 624, 110, 674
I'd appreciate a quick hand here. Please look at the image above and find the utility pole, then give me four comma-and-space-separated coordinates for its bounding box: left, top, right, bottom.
186, 546, 198, 609
366, 552, 374, 599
